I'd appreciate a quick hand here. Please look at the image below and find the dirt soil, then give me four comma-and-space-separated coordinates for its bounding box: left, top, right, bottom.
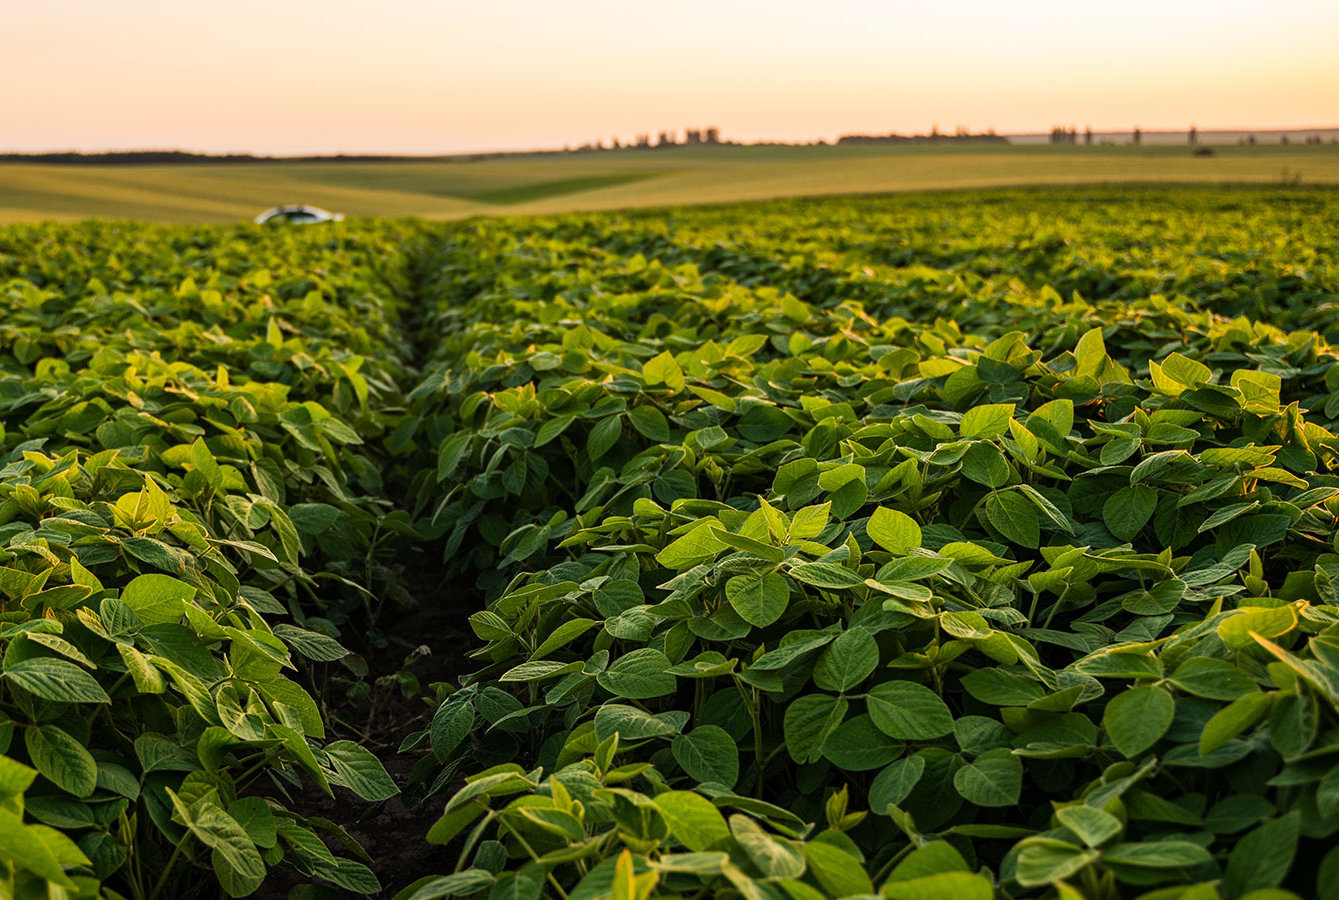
258, 562, 482, 899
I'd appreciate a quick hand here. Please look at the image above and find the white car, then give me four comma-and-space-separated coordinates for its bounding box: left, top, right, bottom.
254, 204, 344, 224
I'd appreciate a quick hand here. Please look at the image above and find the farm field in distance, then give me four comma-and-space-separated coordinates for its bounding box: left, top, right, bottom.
0, 184, 1338, 899
1, 142, 1338, 223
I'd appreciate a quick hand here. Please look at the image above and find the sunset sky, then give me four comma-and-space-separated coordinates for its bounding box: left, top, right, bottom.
5, 0, 1337, 155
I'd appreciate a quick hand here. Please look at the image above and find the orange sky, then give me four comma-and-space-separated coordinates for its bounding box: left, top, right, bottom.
4, 0, 1336, 155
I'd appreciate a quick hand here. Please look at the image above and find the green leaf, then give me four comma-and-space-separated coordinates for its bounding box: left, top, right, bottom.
25, 725, 97, 798
1269, 692, 1318, 758
663, 855, 737, 881
515, 807, 583, 841
311, 857, 380, 894
288, 502, 340, 535
257, 500, 301, 567
5, 658, 109, 704
1159, 352, 1212, 389
749, 634, 835, 673
0, 807, 77, 887
174, 796, 266, 888
888, 841, 969, 880
1056, 806, 1122, 847
729, 814, 805, 878
587, 415, 622, 461
1204, 795, 1274, 836
955, 719, 1009, 760
1225, 813, 1300, 896
1103, 686, 1174, 758
643, 351, 685, 392
1318, 766, 1339, 820
672, 726, 739, 788
274, 624, 348, 662
883, 872, 994, 900
530, 618, 599, 660
1101, 437, 1140, 466
804, 840, 872, 896
425, 805, 487, 850
0, 756, 36, 799
961, 442, 1010, 488
821, 714, 903, 771
878, 556, 953, 581
960, 404, 1014, 440
430, 700, 474, 760
812, 628, 879, 692
788, 562, 864, 590
640, 350, 685, 391
725, 574, 790, 627
436, 433, 471, 481
121, 573, 195, 625
1103, 485, 1157, 541
596, 649, 675, 699
1320, 846, 1339, 900
819, 462, 866, 492
655, 522, 726, 569
960, 668, 1045, 706
952, 748, 1022, 806
783, 694, 849, 763
1169, 657, 1257, 701
1218, 606, 1297, 650
119, 644, 167, 694
628, 405, 670, 442
653, 791, 730, 852
868, 508, 922, 555
984, 491, 1039, 548
1102, 840, 1213, 868
739, 405, 791, 442
789, 503, 830, 540
325, 741, 399, 802
867, 681, 954, 740
1200, 501, 1261, 533
594, 705, 683, 742
1014, 841, 1099, 887
688, 385, 736, 413
263, 678, 324, 738
1200, 692, 1271, 757
533, 414, 575, 448
394, 871, 496, 900
870, 756, 925, 812
1073, 327, 1107, 375
230, 796, 277, 849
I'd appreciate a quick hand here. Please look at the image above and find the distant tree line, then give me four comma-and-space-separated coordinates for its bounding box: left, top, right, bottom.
837, 125, 1006, 145
1048, 125, 1167, 146
0, 150, 419, 166
1048, 125, 1337, 147
1049, 126, 1109, 145
570, 128, 724, 153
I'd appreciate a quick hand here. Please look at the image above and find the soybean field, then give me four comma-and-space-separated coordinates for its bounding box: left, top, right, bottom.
0, 185, 1337, 900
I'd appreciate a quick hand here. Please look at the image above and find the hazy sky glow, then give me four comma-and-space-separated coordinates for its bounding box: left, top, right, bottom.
4, 0, 1337, 155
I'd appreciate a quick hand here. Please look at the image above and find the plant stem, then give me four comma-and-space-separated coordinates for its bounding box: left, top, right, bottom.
509, 827, 571, 899
148, 836, 189, 899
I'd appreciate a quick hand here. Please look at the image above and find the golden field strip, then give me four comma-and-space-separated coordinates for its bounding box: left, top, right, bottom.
1, 143, 1337, 224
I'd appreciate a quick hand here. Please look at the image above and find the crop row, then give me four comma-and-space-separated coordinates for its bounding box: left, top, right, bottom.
399, 189, 1339, 900
0, 220, 428, 897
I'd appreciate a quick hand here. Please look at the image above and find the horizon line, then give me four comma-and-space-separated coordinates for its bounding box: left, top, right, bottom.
4, 123, 1338, 161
